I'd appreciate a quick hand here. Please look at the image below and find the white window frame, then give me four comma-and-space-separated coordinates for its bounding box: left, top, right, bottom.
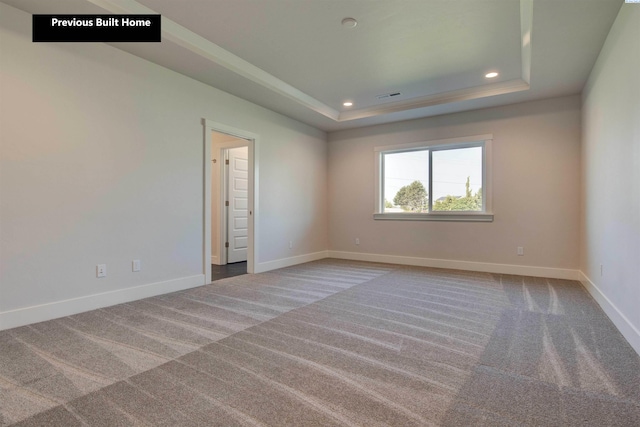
374, 134, 494, 222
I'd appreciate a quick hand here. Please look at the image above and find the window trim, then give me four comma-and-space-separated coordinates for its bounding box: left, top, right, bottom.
374, 134, 493, 222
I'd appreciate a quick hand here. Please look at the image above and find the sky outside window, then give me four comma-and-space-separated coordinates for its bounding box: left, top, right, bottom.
383, 150, 429, 207
432, 146, 482, 201
383, 146, 482, 206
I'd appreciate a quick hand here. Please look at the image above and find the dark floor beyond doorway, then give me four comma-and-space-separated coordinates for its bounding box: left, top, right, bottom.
211, 261, 247, 282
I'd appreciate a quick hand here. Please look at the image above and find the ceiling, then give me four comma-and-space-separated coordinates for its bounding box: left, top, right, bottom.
3, 0, 623, 131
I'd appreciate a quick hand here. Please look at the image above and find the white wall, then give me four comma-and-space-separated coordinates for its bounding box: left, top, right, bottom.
0, 3, 327, 329
580, 4, 640, 354
328, 96, 581, 278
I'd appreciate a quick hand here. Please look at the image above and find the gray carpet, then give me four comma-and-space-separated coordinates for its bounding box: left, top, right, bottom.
1, 259, 639, 426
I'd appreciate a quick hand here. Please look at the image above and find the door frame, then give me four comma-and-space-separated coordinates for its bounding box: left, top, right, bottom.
202, 119, 258, 283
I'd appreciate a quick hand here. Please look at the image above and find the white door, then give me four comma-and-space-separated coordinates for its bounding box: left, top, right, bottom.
227, 146, 248, 263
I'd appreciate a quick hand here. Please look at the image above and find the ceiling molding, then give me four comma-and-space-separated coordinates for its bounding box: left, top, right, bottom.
339, 0, 533, 122
87, 0, 340, 120
337, 79, 531, 122
86, 0, 533, 124
520, 0, 533, 84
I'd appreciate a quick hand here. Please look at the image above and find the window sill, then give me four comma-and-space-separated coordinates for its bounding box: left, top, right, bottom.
373, 212, 494, 222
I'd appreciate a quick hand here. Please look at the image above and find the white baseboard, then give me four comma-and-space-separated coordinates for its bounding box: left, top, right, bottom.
0, 274, 206, 331
211, 255, 219, 265
327, 250, 581, 280
254, 251, 329, 274
579, 272, 640, 356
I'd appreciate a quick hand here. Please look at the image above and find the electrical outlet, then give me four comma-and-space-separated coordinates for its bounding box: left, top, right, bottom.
517, 247, 524, 256
355, 237, 360, 245
289, 240, 293, 249
600, 264, 603, 276
96, 264, 107, 278
132, 259, 141, 272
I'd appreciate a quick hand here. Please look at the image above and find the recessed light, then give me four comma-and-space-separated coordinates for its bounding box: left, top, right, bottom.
341, 17, 357, 28
343, 101, 353, 107
485, 72, 499, 79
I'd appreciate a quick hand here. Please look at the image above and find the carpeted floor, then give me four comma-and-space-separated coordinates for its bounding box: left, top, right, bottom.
1, 259, 639, 426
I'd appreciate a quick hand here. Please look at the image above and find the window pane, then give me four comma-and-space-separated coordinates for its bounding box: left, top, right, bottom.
432, 146, 483, 211
383, 150, 429, 212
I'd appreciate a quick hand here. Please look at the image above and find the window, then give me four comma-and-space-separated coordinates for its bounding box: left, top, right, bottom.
374, 135, 493, 221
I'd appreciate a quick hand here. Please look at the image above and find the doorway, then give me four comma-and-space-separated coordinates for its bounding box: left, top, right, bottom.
225, 146, 249, 264
202, 119, 258, 284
